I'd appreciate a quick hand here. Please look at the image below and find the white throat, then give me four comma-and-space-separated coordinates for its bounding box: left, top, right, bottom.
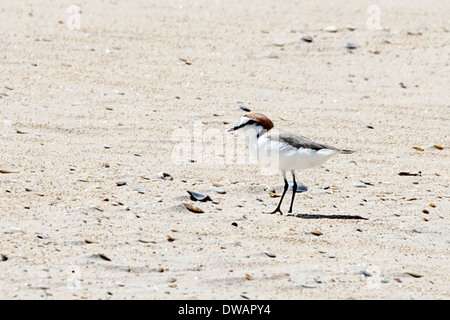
242, 123, 266, 141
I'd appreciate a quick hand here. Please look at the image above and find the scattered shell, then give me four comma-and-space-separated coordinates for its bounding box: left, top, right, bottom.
182, 202, 204, 213
405, 271, 423, 278
245, 273, 254, 281
361, 270, 372, 277
301, 34, 313, 42
273, 40, 285, 47
429, 203, 436, 208
166, 235, 176, 242
97, 253, 111, 261
84, 239, 97, 244
179, 57, 192, 65
1, 254, 7, 262
36, 234, 49, 239
412, 146, 424, 151
0, 169, 19, 174
16, 129, 27, 134
288, 181, 308, 193
399, 82, 407, 89
407, 31, 422, 36
360, 180, 374, 186
353, 182, 367, 188
157, 267, 164, 273
345, 43, 358, 50
433, 145, 443, 150
239, 105, 251, 112
133, 187, 150, 193
266, 190, 281, 198
346, 25, 358, 31
264, 252, 276, 258
158, 172, 173, 180
310, 230, 323, 236
399, 171, 421, 176
300, 284, 317, 289
323, 26, 338, 33
116, 181, 127, 186
103, 144, 112, 149
210, 186, 226, 194
231, 222, 238, 227
138, 239, 156, 244
187, 190, 211, 202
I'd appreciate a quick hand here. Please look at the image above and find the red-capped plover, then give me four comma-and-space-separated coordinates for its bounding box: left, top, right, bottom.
228, 113, 353, 215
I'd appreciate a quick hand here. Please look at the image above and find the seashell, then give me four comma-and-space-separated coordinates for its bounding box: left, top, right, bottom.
182, 202, 204, 213
323, 26, 338, 33
210, 186, 226, 194
187, 190, 211, 202
289, 181, 308, 193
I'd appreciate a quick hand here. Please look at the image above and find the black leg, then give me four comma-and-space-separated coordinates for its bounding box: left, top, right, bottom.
288, 171, 297, 214
268, 177, 289, 215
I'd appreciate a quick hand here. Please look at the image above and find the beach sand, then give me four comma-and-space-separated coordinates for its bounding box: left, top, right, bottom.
0, 0, 449, 299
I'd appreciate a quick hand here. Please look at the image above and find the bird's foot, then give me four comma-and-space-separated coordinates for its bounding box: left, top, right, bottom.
266, 208, 283, 215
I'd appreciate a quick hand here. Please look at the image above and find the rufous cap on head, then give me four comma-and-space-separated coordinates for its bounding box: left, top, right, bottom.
246, 113, 274, 131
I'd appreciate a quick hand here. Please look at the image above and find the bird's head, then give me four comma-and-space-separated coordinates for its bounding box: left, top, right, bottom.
227, 113, 274, 136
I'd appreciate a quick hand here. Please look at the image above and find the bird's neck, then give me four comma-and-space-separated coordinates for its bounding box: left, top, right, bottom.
244, 125, 267, 141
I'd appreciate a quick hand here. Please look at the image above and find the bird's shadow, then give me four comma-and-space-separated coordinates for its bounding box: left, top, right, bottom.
288, 213, 368, 220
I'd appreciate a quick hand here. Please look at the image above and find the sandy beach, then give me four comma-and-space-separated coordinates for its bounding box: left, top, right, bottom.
0, 0, 449, 299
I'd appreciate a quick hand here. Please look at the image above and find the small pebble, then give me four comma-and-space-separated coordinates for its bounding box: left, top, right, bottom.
345, 43, 358, 50
405, 271, 423, 278
323, 26, 338, 33
361, 270, 372, 277
301, 34, 313, 42
239, 105, 251, 112
97, 253, 111, 261
133, 187, 150, 193
264, 252, 276, 258
245, 273, 254, 281
210, 186, 226, 194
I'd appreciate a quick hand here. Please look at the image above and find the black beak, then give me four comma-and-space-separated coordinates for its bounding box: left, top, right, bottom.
227, 123, 245, 132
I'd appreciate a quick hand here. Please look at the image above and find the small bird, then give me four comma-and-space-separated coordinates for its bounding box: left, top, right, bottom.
228, 113, 353, 215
